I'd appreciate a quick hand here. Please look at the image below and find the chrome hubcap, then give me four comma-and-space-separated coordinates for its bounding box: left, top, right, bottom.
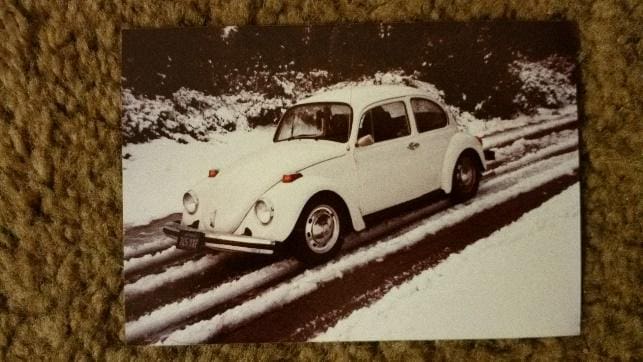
304, 205, 340, 254
456, 159, 475, 191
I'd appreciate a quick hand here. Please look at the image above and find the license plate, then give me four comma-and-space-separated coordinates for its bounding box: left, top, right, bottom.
177, 230, 204, 250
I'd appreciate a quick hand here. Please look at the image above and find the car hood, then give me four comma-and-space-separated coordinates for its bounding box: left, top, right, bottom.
187, 140, 348, 233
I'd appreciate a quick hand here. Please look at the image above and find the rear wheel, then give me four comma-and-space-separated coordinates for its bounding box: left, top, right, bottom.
290, 198, 345, 265
450, 152, 481, 202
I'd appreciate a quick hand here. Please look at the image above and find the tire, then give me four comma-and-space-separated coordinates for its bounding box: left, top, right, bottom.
289, 197, 346, 265
450, 152, 481, 202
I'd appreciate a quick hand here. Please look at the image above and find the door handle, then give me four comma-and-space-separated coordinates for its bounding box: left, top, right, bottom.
407, 142, 420, 150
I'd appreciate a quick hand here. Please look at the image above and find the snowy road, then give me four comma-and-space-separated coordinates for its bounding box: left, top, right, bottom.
122, 115, 579, 344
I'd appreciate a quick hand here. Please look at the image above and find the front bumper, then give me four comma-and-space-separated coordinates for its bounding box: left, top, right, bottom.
162, 222, 276, 255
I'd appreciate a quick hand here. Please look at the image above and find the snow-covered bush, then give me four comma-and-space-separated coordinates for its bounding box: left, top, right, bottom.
509, 56, 576, 114
223, 69, 333, 98
121, 89, 180, 144
121, 88, 291, 144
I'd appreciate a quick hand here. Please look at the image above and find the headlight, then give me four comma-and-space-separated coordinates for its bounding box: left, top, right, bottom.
183, 191, 198, 214
254, 199, 274, 224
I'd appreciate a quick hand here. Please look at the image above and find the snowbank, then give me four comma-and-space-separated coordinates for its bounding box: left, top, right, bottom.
122, 88, 289, 144
314, 183, 580, 341
509, 55, 576, 113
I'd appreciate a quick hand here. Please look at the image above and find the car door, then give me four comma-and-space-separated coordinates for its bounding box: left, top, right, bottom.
409, 98, 455, 190
353, 100, 426, 215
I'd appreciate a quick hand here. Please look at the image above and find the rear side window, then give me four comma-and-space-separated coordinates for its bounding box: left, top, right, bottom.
358, 101, 410, 143
411, 98, 448, 132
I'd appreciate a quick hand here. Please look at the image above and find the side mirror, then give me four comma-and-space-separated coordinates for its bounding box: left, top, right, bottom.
356, 134, 374, 147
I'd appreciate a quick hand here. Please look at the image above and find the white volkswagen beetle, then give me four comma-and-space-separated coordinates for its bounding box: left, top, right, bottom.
163, 85, 487, 264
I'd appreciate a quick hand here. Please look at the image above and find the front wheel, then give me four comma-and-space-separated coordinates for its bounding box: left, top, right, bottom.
450, 152, 481, 202
289, 200, 345, 265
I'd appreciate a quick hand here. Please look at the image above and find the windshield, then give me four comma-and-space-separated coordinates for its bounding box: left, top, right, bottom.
274, 103, 352, 143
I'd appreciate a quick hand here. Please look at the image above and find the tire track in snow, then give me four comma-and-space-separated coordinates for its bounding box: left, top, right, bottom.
484, 137, 578, 177
125, 252, 281, 322
123, 213, 182, 259
485, 128, 577, 169
126, 259, 300, 343
479, 106, 575, 138
123, 246, 194, 280
483, 116, 577, 149
125, 253, 229, 298
124, 237, 175, 260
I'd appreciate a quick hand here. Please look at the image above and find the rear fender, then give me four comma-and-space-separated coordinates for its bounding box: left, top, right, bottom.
440, 133, 486, 194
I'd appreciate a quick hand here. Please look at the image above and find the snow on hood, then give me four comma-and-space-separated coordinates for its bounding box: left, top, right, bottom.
188, 139, 347, 232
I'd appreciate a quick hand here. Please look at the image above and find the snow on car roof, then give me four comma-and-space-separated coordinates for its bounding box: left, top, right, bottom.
297, 85, 437, 113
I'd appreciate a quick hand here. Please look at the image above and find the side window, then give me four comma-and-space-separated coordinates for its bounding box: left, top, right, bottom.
411, 98, 448, 132
358, 101, 410, 144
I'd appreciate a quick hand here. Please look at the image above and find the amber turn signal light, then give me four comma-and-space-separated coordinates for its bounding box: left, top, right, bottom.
208, 169, 219, 178
282, 173, 302, 183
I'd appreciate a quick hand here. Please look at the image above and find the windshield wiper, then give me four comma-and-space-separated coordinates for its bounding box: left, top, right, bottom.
296, 133, 322, 140
277, 134, 322, 142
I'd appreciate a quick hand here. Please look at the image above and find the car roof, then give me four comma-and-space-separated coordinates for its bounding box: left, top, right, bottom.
296, 85, 439, 114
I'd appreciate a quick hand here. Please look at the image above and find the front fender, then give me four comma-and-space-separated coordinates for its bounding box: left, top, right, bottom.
440, 132, 486, 194
235, 174, 366, 242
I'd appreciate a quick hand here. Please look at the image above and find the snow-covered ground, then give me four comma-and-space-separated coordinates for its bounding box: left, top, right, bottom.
314, 183, 581, 341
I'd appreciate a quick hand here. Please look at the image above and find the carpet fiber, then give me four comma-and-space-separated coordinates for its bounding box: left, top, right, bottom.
0, 1, 641, 360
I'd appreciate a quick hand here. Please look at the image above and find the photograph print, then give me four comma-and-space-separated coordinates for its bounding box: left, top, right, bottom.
121, 22, 581, 345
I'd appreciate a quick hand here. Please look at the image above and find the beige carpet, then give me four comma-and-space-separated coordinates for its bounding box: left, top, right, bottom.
0, 1, 641, 359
